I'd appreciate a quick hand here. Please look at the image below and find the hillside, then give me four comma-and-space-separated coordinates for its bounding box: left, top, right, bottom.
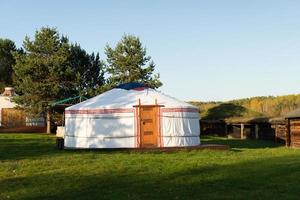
189, 93, 300, 120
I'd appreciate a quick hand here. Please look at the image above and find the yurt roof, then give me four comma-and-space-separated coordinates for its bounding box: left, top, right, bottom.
66, 83, 197, 110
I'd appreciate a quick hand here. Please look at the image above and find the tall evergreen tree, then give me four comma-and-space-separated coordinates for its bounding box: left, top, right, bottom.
0, 38, 17, 90
105, 34, 162, 89
69, 44, 105, 96
13, 27, 75, 133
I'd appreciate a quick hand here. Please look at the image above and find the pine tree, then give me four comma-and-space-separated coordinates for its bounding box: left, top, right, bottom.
13, 27, 76, 133
69, 44, 105, 96
105, 34, 162, 89
0, 38, 17, 90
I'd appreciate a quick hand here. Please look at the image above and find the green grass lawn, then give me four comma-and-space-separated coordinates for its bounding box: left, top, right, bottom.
1, 134, 300, 200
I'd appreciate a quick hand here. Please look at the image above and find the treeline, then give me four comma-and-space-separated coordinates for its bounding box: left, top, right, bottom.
0, 27, 162, 132
190, 94, 300, 119
229, 95, 300, 117
0, 27, 162, 114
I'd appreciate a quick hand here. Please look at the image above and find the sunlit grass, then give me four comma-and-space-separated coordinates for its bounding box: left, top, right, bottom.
1, 134, 300, 200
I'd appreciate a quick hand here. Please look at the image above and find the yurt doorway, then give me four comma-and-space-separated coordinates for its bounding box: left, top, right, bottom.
139, 106, 160, 148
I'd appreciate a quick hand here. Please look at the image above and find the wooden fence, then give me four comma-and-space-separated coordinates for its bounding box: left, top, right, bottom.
0, 108, 46, 133
1, 108, 26, 127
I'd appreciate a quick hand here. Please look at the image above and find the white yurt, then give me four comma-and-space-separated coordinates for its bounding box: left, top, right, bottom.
64, 83, 200, 149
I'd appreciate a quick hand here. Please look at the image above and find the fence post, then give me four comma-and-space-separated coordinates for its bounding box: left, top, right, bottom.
241, 123, 244, 139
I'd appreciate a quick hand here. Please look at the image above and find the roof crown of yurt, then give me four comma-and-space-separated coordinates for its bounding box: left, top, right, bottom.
64, 82, 200, 149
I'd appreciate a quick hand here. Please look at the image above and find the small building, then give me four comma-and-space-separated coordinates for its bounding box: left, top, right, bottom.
225, 117, 273, 140
200, 117, 274, 140
0, 87, 45, 133
200, 120, 226, 136
269, 108, 300, 148
0, 87, 18, 127
269, 117, 287, 145
285, 108, 300, 148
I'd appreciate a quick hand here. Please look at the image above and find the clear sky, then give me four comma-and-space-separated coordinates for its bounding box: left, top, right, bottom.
1, 0, 300, 101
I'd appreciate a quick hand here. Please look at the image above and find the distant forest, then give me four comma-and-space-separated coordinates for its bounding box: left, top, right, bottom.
190, 94, 300, 120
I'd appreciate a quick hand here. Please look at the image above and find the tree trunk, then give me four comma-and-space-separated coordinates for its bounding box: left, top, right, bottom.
46, 111, 51, 134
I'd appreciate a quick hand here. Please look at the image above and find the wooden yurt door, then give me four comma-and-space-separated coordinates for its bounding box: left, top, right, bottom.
139, 106, 158, 148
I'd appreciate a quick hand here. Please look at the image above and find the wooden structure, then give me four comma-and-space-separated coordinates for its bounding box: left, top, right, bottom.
0, 108, 46, 133
133, 99, 163, 148
269, 108, 300, 148
269, 117, 288, 145
285, 108, 300, 148
1, 108, 24, 128
0, 88, 86, 133
139, 106, 160, 147
137, 144, 230, 152
0, 87, 46, 133
200, 118, 274, 140
200, 120, 226, 136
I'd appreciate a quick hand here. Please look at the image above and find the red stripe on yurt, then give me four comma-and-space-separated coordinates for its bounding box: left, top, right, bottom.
160, 108, 199, 113
65, 108, 134, 114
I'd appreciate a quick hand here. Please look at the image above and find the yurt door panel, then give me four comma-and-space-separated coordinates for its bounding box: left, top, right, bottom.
140, 106, 158, 147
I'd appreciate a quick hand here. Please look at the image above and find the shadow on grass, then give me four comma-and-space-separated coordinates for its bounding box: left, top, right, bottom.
0, 133, 284, 161
0, 134, 64, 161
201, 135, 282, 149
0, 134, 176, 161
1, 154, 300, 200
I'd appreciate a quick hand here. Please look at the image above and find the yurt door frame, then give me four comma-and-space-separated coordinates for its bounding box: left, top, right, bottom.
134, 101, 163, 148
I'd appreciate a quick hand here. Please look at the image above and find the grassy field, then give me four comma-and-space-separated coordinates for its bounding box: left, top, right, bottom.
1, 134, 300, 200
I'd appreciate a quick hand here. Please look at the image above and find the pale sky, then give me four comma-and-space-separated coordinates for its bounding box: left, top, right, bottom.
1, 0, 300, 101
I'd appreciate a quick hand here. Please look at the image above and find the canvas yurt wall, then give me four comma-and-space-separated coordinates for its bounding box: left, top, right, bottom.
64, 83, 200, 149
